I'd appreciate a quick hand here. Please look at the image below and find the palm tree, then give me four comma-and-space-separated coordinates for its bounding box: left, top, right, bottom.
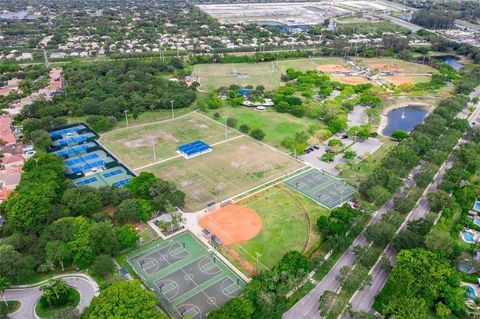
0, 276, 10, 306
40, 279, 70, 306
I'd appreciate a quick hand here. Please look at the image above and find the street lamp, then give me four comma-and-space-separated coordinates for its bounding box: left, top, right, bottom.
170, 100, 175, 119
124, 110, 129, 128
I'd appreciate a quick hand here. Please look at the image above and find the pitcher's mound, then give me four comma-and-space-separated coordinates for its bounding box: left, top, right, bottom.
199, 204, 262, 245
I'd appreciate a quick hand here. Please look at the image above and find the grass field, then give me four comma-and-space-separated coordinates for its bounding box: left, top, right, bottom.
223, 184, 329, 274
337, 21, 409, 34
205, 108, 322, 149
192, 57, 348, 90
139, 136, 300, 211
99, 112, 240, 169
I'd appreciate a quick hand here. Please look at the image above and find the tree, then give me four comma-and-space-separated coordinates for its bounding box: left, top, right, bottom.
391, 130, 409, 141
227, 117, 238, 127
250, 128, 265, 141
427, 190, 453, 213
328, 117, 347, 134
40, 279, 71, 307
62, 186, 103, 217
343, 150, 357, 160
435, 302, 451, 318
0, 277, 9, 306
208, 297, 254, 319
239, 124, 250, 133
45, 241, 71, 271
30, 129, 52, 151
114, 199, 141, 224
393, 196, 416, 214
116, 224, 139, 250
91, 255, 115, 277
83, 280, 165, 319
317, 205, 356, 237
366, 186, 391, 206
149, 179, 185, 212
0, 245, 35, 283
125, 172, 156, 198
425, 231, 455, 258
89, 222, 119, 256
365, 221, 396, 246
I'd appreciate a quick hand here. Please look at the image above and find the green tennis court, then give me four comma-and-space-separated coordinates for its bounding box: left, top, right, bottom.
284, 168, 356, 209
127, 232, 246, 318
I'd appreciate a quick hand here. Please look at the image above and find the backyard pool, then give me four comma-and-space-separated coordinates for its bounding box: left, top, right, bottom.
474, 200, 480, 212
462, 231, 476, 243
465, 285, 476, 300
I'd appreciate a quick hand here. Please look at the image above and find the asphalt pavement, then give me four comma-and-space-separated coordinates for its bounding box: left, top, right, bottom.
4, 273, 99, 319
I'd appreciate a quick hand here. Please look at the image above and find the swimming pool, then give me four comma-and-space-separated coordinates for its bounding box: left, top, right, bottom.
462, 231, 475, 243
465, 285, 476, 300
474, 201, 480, 212
475, 217, 480, 226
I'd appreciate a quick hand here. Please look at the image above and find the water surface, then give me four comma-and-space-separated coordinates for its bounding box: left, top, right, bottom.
382, 105, 428, 136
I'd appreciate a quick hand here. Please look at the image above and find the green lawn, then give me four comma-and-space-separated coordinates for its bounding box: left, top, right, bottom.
228, 184, 329, 273
7, 300, 21, 313
35, 288, 80, 319
205, 107, 322, 149
338, 21, 409, 34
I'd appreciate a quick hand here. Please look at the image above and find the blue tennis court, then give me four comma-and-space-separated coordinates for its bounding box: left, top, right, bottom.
70, 160, 105, 173
53, 144, 90, 158
177, 140, 212, 158
52, 133, 96, 148
49, 125, 86, 139
112, 178, 131, 187
75, 176, 98, 186
65, 153, 99, 166
103, 168, 123, 178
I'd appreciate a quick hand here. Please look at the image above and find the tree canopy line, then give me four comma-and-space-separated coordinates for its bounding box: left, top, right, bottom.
411, 9, 456, 30
0, 153, 184, 286
14, 58, 197, 132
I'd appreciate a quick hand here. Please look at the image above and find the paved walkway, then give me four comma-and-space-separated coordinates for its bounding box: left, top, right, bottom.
4, 273, 99, 319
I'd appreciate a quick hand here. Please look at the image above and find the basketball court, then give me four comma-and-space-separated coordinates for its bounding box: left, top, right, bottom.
199, 204, 262, 245
127, 232, 245, 318
284, 168, 356, 209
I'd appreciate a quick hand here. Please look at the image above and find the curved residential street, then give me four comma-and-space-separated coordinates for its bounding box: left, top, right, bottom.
4, 274, 99, 319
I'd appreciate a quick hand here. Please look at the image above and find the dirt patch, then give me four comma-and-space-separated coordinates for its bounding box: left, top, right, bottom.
384, 75, 412, 85
199, 204, 262, 245
332, 75, 370, 84
226, 247, 256, 275
122, 131, 178, 148
369, 63, 404, 72
316, 64, 350, 73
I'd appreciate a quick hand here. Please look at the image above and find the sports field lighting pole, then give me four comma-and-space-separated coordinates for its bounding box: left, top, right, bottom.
170, 100, 175, 119
255, 252, 262, 274
124, 110, 129, 128
152, 141, 157, 163
224, 116, 228, 141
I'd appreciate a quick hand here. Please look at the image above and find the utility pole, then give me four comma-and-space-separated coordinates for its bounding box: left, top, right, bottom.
152, 141, 157, 162
170, 100, 175, 119
124, 110, 129, 128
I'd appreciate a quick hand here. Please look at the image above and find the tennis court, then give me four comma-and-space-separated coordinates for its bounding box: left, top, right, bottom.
128, 232, 245, 319
284, 168, 356, 209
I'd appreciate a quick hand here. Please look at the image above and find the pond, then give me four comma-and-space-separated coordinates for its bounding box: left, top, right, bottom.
439, 55, 464, 72
382, 105, 428, 136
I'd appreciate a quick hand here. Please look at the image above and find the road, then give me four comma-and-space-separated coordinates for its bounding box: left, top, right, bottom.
4, 274, 99, 319
283, 166, 421, 319
345, 152, 456, 316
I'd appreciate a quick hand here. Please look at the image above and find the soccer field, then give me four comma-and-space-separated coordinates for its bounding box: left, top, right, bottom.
139, 136, 300, 211
192, 57, 348, 90
99, 112, 240, 169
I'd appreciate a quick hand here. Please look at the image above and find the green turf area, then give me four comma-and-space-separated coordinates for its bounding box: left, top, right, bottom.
192, 57, 348, 90
99, 111, 240, 169
226, 184, 329, 274
35, 289, 80, 319
335, 17, 369, 24
205, 108, 322, 149
6, 301, 20, 314
139, 135, 300, 211
127, 231, 245, 318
